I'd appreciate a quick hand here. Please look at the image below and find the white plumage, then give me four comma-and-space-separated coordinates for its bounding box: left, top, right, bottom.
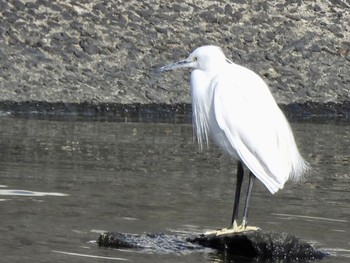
157, 45, 310, 231
191, 51, 309, 193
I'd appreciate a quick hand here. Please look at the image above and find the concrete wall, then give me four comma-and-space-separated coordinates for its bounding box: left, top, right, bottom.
1, 0, 349, 107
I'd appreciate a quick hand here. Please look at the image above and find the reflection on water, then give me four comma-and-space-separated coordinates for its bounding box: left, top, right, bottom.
0, 188, 68, 197
0, 116, 349, 262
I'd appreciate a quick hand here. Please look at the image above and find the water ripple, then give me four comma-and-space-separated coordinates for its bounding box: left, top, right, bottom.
0, 189, 68, 197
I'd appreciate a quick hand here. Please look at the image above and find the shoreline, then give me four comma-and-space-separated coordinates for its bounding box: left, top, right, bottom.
1, 101, 349, 122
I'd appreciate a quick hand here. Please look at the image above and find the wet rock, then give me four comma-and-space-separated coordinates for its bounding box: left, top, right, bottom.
97, 231, 327, 260
191, 231, 326, 260
98, 232, 203, 254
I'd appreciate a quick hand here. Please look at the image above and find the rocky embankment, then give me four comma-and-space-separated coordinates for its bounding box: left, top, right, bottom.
0, 0, 349, 117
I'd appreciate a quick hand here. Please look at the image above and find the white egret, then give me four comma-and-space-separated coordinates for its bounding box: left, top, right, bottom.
157, 45, 310, 234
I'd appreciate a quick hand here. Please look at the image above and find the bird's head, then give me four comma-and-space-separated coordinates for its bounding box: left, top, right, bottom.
157, 45, 229, 73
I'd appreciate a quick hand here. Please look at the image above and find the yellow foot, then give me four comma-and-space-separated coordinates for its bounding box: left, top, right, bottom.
204, 224, 260, 236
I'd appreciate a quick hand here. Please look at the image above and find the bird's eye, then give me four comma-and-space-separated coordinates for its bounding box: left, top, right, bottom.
193, 57, 198, 61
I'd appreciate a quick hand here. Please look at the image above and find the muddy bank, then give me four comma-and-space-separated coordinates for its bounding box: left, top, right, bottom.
0, 0, 349, 107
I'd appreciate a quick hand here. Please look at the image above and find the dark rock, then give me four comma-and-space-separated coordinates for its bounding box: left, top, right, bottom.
244, 33, 254, 43
98, 232, 204, 254
97, 231, 327, 260
127, 10, 142, 22
286, 13, 302, 21
93, 2, 107, 13
51, 32, 71, 42
3, 11, 19, 23
190, 231, 326, 260
69, 21, 84, 32
224, 4, 233, 16
199, 11, 217, 23
12, 0, 25, 11
329, 0, 350, 8
73, 49, 91, 60
265, 52, 276, 61
232, 11, 243, 22
61, 11, 73, 20
310, 44, 322, 52
313, 4, 323, 12
155, 26, 167, 34
79, 38, 100, 55
0, 0, 10, 10
24, 1, 40, 9
293, 39, 307, 52
232, 0, 247, 4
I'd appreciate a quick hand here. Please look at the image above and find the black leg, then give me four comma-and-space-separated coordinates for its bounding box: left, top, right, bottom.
242, 171, 255, 228
230, 161, 244, 227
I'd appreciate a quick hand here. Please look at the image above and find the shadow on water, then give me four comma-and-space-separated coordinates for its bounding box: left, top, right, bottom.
0, 116, 349, 262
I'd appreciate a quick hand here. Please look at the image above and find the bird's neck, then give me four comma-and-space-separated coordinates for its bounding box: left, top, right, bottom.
203, 61, 231, 78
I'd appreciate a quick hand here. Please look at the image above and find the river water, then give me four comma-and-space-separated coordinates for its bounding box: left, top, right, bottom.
0, 116, 349, 262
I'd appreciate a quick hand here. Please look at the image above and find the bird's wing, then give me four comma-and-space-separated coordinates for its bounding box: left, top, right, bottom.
212, 70, 290, 194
